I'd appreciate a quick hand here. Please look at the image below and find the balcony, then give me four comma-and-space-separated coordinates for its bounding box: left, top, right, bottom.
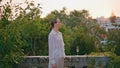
19, 56, 109, 68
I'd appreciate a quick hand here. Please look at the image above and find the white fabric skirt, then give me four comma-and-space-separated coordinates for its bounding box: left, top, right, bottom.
48, 57, 64, 68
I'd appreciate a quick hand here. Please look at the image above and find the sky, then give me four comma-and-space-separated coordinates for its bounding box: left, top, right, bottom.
1, 0, 120, 18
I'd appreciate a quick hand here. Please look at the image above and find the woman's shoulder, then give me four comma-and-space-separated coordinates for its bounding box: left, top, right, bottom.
49, 30, 56, 35
49, 30, 56, 38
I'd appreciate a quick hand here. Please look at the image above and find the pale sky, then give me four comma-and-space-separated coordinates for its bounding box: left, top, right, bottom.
1, 0, 120, 18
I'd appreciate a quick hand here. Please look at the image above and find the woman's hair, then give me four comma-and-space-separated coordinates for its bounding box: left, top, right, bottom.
50, 19, 57, 30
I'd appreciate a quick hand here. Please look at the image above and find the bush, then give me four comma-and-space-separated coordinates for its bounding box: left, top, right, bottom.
110, 56, 120, 68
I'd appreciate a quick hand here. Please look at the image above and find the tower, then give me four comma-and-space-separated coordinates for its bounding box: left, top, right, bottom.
110, 10, 116, 23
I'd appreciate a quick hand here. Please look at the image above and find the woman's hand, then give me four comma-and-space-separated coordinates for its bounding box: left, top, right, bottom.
52, 64, 57, 68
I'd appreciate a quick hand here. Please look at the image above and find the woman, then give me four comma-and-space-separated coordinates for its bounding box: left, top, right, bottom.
48, 18, 65, 68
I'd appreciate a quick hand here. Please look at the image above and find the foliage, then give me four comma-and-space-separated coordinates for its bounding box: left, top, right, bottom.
107, 30, 120, 56
0, 21, 25, 68
70, 26, 95, 55
88, 52, 120, 68
0, 0, 42, 67
106, 54, 120, 68
0, 0, 120, 67
110, 56, 120, 68
88, 52, 115, 57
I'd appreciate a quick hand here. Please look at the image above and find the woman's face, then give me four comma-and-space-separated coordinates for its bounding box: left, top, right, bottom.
54, 19, 62, 29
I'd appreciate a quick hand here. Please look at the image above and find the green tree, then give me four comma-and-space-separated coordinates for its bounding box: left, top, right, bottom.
0, 22, 25, 68
108, 30, 120, 56
0, 0, 43, 67
70, 26, 95, 55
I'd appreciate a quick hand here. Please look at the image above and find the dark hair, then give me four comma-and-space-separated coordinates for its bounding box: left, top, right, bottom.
50, 19, 57, 30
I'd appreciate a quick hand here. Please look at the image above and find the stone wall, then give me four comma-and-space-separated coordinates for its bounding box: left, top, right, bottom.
18, 56, 109, 68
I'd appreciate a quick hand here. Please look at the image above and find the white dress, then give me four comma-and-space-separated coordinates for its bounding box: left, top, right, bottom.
48, 29, 65, 68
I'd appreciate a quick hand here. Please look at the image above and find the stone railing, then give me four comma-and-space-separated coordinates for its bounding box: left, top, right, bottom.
18, 56, 109, 68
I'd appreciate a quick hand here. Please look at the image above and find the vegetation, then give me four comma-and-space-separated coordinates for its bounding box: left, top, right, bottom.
0, 0, 120, 68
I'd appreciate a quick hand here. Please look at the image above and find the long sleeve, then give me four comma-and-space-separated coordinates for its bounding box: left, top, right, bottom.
48, 34, 56, 64
61, 34, 65, 57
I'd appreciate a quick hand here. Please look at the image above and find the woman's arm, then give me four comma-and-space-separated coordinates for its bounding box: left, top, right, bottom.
49, 34, 56, 64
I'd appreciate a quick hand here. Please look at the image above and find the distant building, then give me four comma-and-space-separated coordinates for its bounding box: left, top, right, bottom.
96, 12, 120, 32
